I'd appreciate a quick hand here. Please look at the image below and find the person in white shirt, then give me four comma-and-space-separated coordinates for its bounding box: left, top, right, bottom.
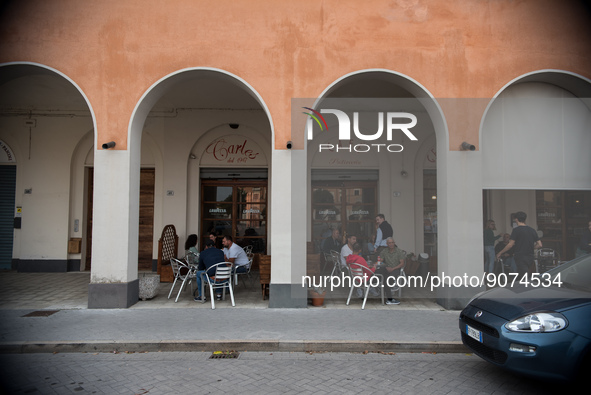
340, 234, 357, 268
222, 235, 250, 273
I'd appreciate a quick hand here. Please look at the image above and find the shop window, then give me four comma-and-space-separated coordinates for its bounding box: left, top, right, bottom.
423, 169, 437, 257
201, 181, 267, 253
311, 181, 376, 253
536, 190, 591, 260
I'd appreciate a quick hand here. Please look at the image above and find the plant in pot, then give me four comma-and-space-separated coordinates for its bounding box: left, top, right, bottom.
309, 285, 326, 306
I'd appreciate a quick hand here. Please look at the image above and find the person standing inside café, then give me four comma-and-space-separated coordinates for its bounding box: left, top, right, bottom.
575, 220, 591, 258
373, 214, 393, 255
483, 220, 501, 274
194, 239, 224, 302
496, 211, 542, 279
495, 233, 516, 273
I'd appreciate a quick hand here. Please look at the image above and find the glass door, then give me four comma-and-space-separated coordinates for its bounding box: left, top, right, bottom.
311, 181, 376, 253
201, 180, 267, 253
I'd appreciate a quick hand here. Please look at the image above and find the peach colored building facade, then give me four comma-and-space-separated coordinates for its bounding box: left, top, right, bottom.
1, 1, 590, 308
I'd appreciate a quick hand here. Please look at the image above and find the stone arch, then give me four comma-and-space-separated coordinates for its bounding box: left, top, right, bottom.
305, 68, 448, 261
481, 69, 591, 190
480, 69, 591, 259
0, 61, 96, 272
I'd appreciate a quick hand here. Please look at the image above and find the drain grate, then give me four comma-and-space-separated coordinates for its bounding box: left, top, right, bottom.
209, 351, 240, 360
22, 310, 60, 317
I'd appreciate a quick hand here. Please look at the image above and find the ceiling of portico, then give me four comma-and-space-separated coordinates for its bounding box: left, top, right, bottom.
150, 74, 263, 112
0, 66, 89, 113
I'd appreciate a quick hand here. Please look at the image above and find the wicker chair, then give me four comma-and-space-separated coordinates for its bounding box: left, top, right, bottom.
157, 224, 179, 283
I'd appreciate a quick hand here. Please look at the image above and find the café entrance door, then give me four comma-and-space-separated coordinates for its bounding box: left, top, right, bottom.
200, 177, 267, 253
311, 178, 377, 253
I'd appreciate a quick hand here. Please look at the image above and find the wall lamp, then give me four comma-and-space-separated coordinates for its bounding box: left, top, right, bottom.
229, 123, 240, 129
286, 141, 293, 149
102, 141, 116, 149
461, 142, 475, 151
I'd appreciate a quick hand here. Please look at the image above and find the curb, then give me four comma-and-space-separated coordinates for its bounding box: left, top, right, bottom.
0, 340, 468, 354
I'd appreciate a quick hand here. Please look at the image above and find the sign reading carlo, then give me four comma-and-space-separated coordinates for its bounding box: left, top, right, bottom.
202, 135, 265, 165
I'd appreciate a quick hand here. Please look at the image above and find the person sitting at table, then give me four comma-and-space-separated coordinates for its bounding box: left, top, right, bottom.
321, 228, 342, 254
375, 237, 406, 305
208, 232, 221, 249
340, 233, 357, 269
222, 235, 250, 289
194, 239, 225, 302
184, 234, 200, 265
346, 243, 379, 297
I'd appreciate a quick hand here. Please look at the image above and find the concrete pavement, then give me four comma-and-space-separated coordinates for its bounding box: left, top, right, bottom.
0, 271, 465, 354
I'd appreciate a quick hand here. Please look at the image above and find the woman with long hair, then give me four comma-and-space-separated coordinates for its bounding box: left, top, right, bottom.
184, 234, 199, 265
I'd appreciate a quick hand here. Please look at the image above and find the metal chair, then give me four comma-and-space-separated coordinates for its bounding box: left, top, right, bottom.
497, 257, 514, 274
394, 267, 406, 298
322, 251, 333, 273
346, 262, 384, 309
330, 250, 348, 278
234, 256, 254, 288
536, 248, 560, 273
185, 250, 200, 266
167, 257, 194, 302
205, 262, 235, 309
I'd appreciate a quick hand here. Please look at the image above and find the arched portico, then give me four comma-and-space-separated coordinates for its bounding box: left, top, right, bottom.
89, 67, 274, 308
481, 70, 591, 265
271, 69, 473, 308
0, 62, 96, 273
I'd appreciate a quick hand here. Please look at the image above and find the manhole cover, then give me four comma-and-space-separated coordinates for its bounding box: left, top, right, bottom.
209, 351, 240, 359
22, 310, 60, 317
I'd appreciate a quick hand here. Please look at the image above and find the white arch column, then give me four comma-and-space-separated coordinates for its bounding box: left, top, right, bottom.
435, 149, 485, 309
88, 146, 140, 308
268, 147, 308, 307
435, 99, 487, 309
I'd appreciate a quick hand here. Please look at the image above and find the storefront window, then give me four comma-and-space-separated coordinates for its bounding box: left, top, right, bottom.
311, 182, 376, 253
423, 169, 437, 257
536, 190, 591, 260
201, 180, 267, 253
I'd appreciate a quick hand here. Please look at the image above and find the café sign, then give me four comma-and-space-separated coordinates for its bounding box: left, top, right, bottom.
202, 135, 266, 166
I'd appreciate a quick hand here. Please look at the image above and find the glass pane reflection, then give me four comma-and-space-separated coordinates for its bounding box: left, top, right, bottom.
203, 186, 233, 202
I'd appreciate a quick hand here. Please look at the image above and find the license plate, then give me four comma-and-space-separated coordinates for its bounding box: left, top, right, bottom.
466, 324, 482, 343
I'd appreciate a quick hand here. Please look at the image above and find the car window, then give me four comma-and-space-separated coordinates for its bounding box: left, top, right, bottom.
551, 254, 591, 291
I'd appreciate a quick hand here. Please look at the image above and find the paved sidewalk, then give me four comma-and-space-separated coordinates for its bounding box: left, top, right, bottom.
1, 352, 562, 395
0, 271, 465, 354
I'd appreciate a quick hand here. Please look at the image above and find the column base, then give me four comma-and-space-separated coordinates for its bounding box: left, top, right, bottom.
268, 283, 307, 308
88, 279, 139, 309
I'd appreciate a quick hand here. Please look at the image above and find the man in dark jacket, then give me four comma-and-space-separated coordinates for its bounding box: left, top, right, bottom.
321, 228, 342, 254
373, 214, 393, 254
194, 239, 224, 302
